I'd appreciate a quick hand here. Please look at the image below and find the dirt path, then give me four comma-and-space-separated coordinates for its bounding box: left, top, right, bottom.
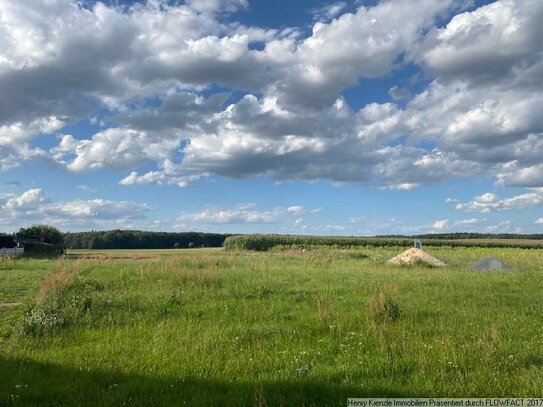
0, 302, 23, 308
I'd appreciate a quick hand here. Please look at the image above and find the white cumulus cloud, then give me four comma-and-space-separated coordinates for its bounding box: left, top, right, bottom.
177, 203, 315, 225
454, 190, 543, 212
431, 219, 450, 230
0, 0, 542, 198
0, 188, 150, 230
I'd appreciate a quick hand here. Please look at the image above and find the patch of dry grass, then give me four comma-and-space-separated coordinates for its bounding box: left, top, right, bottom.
37, 260, 83, 302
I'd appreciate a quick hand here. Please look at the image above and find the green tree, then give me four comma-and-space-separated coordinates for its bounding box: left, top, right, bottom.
17, 225, 63, 245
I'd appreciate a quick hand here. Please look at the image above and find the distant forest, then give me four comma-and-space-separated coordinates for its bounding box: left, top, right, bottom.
63, 230, 231, 250
2, 229, 543, 251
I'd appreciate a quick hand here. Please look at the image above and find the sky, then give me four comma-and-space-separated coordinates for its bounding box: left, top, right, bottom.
1, 0, 542, 235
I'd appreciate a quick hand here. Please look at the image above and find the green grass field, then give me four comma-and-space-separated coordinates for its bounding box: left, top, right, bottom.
1, 247, 542, 406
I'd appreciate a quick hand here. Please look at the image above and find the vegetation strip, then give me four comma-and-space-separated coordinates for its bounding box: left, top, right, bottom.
224, 234, 543, 251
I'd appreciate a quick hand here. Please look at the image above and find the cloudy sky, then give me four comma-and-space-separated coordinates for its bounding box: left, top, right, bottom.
1, 0, 542, 235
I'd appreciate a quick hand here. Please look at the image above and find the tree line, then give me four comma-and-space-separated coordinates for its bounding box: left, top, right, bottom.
63, 230, 230, 249
1, 226, 230, 250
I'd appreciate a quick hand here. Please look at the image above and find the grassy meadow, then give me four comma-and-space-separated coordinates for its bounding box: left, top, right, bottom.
1, 246, 542, 406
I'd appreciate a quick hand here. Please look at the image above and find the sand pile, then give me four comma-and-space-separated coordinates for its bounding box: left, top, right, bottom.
387, 248, 446, 267
468, 257, 512, 271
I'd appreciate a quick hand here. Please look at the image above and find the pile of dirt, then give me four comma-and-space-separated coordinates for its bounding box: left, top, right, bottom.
387, 248, 446, 267
468, 257, 512, 271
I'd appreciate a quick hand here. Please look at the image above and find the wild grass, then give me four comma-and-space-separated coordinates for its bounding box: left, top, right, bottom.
0, 246, 542, 406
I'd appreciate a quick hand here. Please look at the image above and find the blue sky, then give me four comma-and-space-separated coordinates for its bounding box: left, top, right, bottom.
1, 0, 542, 235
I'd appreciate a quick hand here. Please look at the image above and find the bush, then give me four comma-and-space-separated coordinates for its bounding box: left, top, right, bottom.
19, 304, 65, 336
368, 285, 402, 323
17, 225, 63, 245
0, 234, 16, 248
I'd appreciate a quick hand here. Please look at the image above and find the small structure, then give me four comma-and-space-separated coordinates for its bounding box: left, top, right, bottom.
414, 239, 422, 249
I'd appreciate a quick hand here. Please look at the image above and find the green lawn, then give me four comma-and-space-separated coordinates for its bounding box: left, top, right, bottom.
1, 247, 542, 406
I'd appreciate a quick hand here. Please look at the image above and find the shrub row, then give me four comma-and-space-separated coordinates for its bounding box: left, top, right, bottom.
223, 234, 543, 251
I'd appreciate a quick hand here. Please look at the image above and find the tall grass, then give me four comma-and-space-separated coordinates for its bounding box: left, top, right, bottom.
0, 246, 542, 405
15, 261, 101, 337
